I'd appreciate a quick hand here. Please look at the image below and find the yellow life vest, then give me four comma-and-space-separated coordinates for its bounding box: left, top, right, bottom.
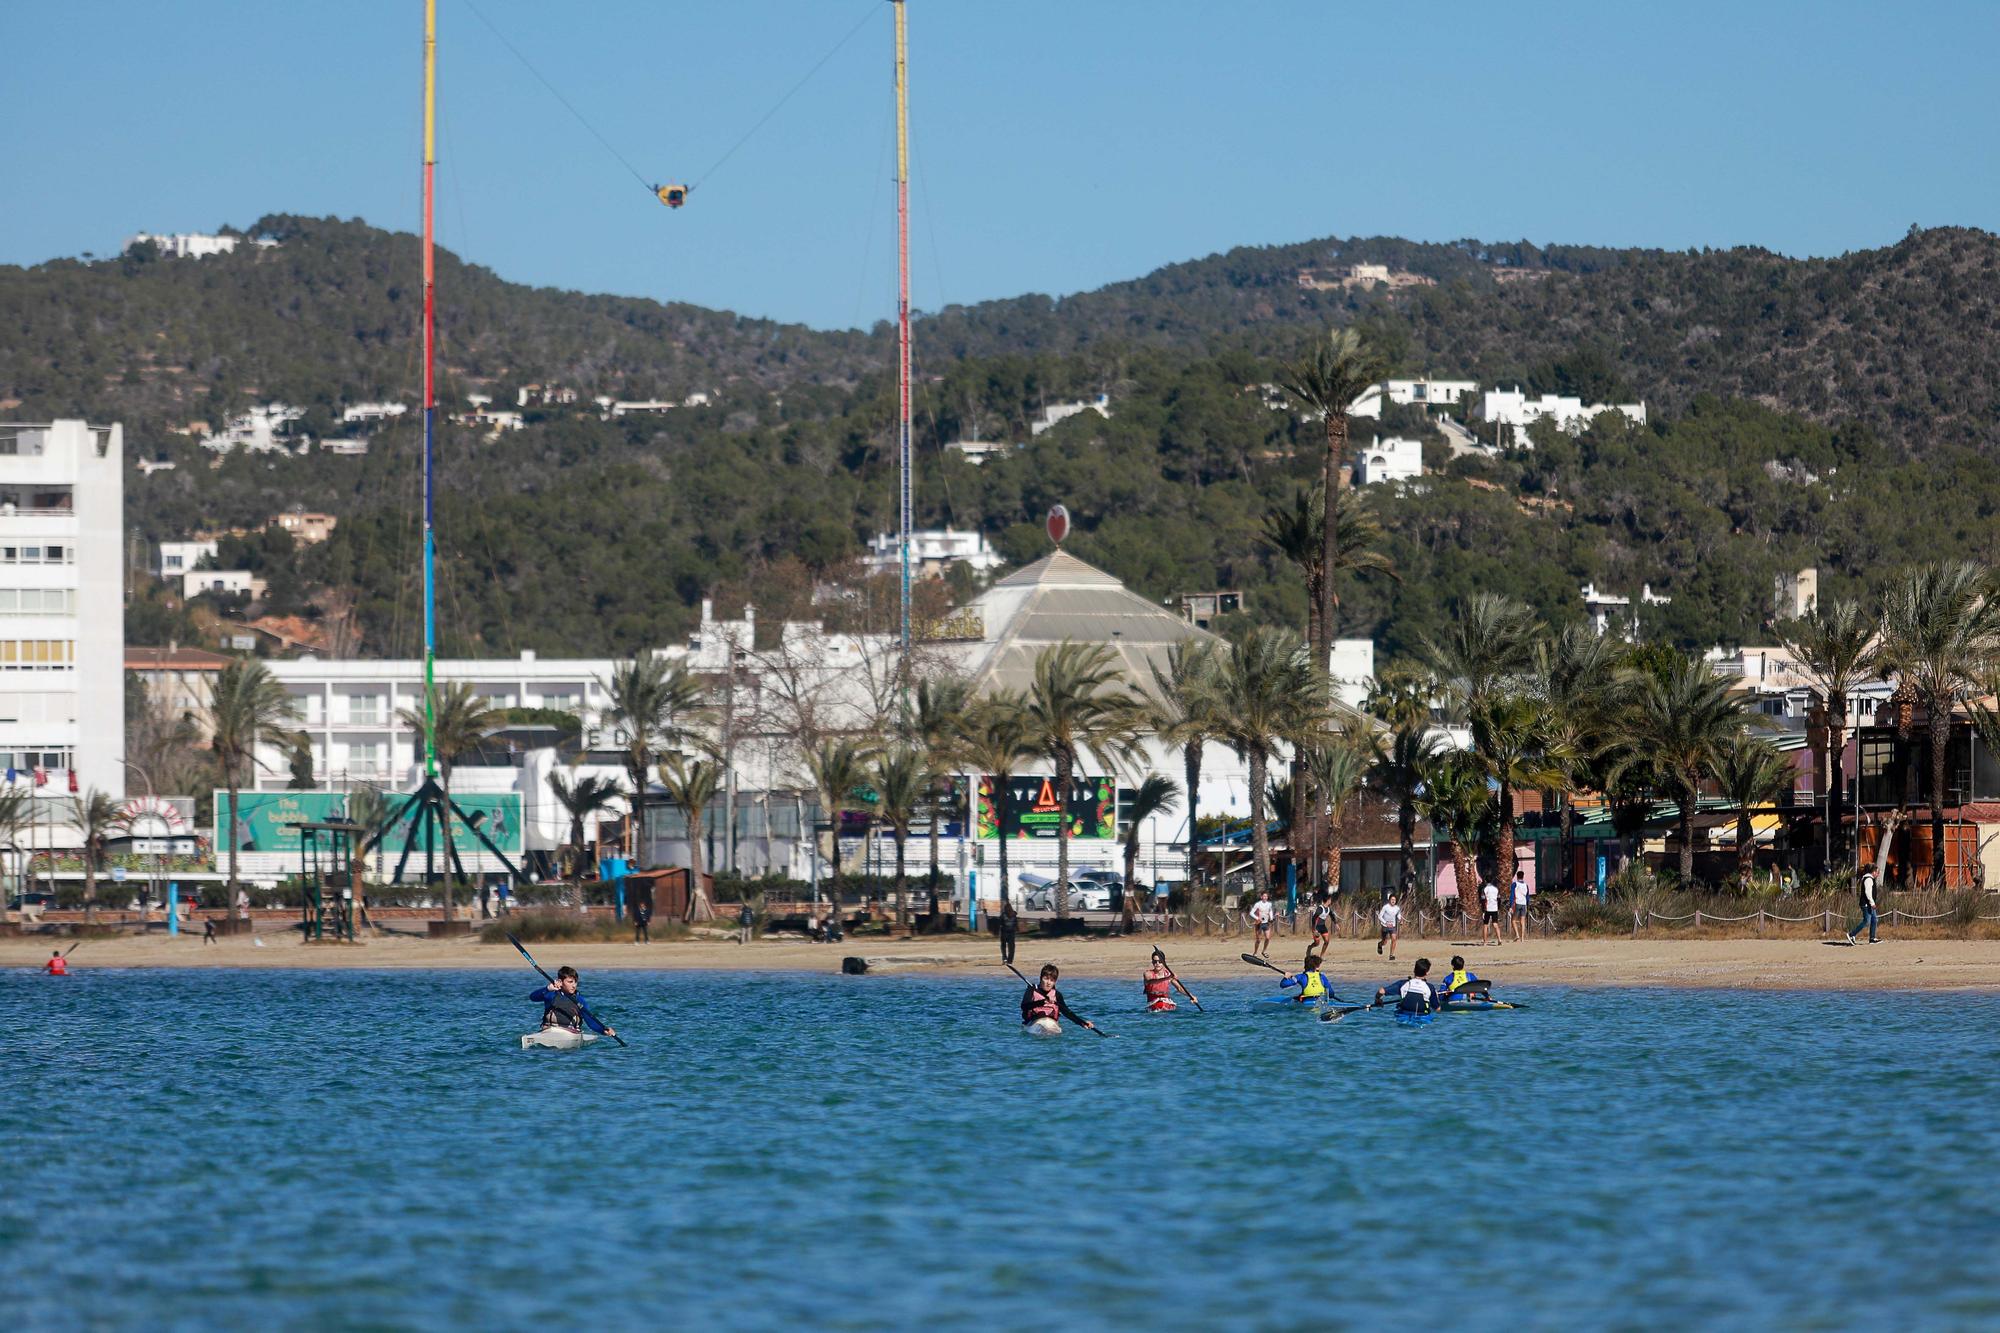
1444, 968, 1470, 995
1299, 970, 1328, 1000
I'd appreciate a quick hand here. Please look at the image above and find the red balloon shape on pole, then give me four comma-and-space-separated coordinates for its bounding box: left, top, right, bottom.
1046, 505, 1070, 545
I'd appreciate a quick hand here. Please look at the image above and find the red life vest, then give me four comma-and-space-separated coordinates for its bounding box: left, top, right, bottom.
46, 957, 67, 975
1142, 971, 1172, 1001
1027, 987, 1060, 1022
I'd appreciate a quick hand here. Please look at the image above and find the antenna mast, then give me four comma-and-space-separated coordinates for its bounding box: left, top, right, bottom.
894, 0, 912, 665
420, 0, 439, 777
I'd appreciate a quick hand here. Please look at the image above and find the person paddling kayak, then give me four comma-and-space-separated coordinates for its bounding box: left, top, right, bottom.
1141, 948, 1199, 1012
1438, 954, 1484, 1001
1277, 951, 1337, 1004
1375, 957, 1436, 1014
529, 965, 617, 1039
44, 949, 68, 976
1022, 963, 1098, 1034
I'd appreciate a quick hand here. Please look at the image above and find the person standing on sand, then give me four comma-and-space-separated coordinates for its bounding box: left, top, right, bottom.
630, 877, 653, 945
1846, 869, 1880, 945
1376, 893, 1402, 960
1510, 869, 1530, 944
737, 903, 754, 945
1479, 877, 1504, 946
1249, 889, 1276, 958
998, 901, 1018, 966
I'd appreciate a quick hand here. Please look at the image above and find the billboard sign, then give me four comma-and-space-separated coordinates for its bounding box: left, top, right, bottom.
975, 775, 1115, 840
213, 790, 525, 857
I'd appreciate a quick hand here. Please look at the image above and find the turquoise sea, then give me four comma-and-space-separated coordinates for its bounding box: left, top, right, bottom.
5, 967, 1996, 1330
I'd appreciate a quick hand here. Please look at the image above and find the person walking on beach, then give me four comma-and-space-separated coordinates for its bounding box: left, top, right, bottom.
1377, 893, 1402, 960
1478, 877, 1504, 946
998, 901, 1018, 966
1308, 892, 1332, 954
1509, 869, 1530, 943
1846, 869, 1880, 945
630, 877, 653, 945
1249, 889, 1276, 958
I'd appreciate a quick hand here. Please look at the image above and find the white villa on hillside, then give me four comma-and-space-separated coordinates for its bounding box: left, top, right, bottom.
1354, 435, 1423, 486
1477, 388, 1646, 448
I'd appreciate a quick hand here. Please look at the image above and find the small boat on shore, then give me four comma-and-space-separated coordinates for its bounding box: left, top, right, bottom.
521, 1027, 598, 1050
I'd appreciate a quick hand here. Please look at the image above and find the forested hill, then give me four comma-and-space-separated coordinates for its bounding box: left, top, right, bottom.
4, 217, 1999, 456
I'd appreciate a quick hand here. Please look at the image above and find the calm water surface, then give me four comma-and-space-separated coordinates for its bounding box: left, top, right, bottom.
4, 967, 1997, 1330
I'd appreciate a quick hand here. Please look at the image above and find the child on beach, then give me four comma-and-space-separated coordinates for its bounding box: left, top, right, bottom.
528, 965, 617, 1039
1376, 893, 1402, 959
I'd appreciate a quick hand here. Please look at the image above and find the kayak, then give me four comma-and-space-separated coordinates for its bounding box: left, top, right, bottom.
521, 1027, 598, 1050
1147, 998, 1178, 1013
1438, 998, 1519, 1013
1393, 1009, 1435, 1028
1023, 1018, 1062, 1038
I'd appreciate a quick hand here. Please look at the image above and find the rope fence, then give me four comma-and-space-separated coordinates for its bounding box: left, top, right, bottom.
1627, 906, 2000, 936
1128, 901, 2000, 940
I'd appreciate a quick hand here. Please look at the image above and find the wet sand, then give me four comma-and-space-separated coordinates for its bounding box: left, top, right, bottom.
8, 928, 2000, 990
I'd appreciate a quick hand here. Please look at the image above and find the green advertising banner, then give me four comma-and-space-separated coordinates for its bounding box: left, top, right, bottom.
975, 775, 1116, 840
214, 790, 524, 855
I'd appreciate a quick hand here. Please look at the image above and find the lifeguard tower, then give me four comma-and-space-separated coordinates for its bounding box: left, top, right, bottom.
295, 819, 366, 944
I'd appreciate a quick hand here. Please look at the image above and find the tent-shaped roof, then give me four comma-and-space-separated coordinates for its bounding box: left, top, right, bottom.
954, 550, 1212, 695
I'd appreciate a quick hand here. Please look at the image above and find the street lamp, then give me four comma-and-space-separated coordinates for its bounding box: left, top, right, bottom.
119, 760, 166, 921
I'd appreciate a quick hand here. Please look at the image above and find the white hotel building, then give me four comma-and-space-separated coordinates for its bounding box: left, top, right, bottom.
0, 420, 125, 800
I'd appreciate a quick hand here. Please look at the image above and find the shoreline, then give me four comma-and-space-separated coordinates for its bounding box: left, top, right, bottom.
8, 931, 2000, 990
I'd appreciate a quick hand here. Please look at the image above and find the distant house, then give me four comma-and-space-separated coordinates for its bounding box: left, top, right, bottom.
1347, 377, 1479, 418
609, 400, 676, 417
319, 438, 370, 456
516, 384, 579, 407
1477, 388, 1646, 449
125, 232, 241, 259
1029, 395, 1111, 436
1177, 591, 1242, 629
1354, 435, 1423, 486
183, 570, 266, 602
862, 529, 1005, 577
943, 437, 1017, 466
340, 402, 406, 424
156, 539, 219, 577
126, 644, 235, 734
200, 403, 302, 454
272, 511, 337, 544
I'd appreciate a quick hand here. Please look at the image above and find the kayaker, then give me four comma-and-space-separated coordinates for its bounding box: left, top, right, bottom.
1141, 948, 1198, 1011
44, 949, 67, 976
1376, 892, 1403, 960
1277, 951, 1336, 1004
528, 965, 616, 1039
1439, 954, 1484, 1001
1021, 963, 1098, 1033
1375, 957, 1435, 1014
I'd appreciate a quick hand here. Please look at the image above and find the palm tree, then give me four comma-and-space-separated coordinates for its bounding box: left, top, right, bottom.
1365, 662, 1434, 733
869, 746, 929, 930
1020, 642, 1147, 917
909, 674, 971, 897
69, 787, 124, 924
1716, 734, 1794, 882
1468, 691, 1573, 889
956, 692, 1034, 908
545, 770, 621, 888
345, 782, 389, 889
1422, 593, 1541, 714
1369, 718, 1443, 888
802, 738, 877, 909
1303, 736, 1372, 894
1620, 653, 1757, 883
1203, 627, 1329, 903
207, 657, 303, 919
600, 657, 706, 867
0, 787, 29, 924
1277, 326, 1389, 676
1780, 598, 1879, 867
1875, 563, 2000, 888
657, 753, 723, 920
1119, 775, 1181, 930
1147, 640, 1223, 887
1534, 624, 1631, 889
1415, 749, 1489, 901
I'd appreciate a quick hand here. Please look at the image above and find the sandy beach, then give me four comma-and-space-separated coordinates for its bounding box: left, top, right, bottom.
10, 927, 2000, 990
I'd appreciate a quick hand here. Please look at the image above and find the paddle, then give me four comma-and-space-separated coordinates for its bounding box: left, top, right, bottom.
1239, 951, 1359, 1005
1005, 962, 1111, 1037
1153, 949, 1203, 1012
507, 933, 626, 1047
62, 943, 80, 957
1316, 1004, 1373, 1023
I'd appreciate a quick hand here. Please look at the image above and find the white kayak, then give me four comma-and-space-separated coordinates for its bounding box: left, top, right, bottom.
521, 1027, 598, 1050
1022, 1018, 1063, 1039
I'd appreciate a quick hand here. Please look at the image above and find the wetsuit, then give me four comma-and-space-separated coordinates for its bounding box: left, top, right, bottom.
1021, 985, 1087, 1028
1380, 976, 1436, 1014
1279, 969, 1334, 1002
528, 986, 610, 1035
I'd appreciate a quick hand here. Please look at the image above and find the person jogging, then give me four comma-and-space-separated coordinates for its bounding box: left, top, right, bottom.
1249, 889, 1277, 959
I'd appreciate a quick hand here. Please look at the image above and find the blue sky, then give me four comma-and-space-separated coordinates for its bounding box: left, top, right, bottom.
4, 0, 1996, 329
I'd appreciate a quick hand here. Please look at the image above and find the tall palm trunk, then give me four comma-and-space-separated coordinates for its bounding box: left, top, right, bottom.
226, 776, 243, 920
1447, 838, 1474, 903
995, 776, 1013, 908
82, 848, 97, 925
1736, 807, 1756, 881
1054, 752, 1073, 918
1397, 798, 1416, 887
1496, 785, 1518, 888
1929, 708, 1951, 888
1559, 799, 1577, 891
893, 827, 909, 930
926, 782, 942, 895
1677, 796, 1696, 883
1316, 414, 1346, 674
1183, 743, 1202, 887
1247, 750, 1272, 900
1827, 694, 1848, 865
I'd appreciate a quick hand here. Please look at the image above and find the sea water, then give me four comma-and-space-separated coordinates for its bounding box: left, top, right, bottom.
4, 968, 1996, 1329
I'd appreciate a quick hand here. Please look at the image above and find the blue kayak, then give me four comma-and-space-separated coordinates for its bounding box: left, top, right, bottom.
1394, 1009, 1436, 1028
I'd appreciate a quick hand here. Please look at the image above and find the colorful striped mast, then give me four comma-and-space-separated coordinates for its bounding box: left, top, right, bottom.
420, 0, 439, 777
894, 0, 912, 665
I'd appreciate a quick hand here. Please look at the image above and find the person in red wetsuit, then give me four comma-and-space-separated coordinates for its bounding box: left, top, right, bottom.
1140, 947, 1198, 1011
44, 949, 68, 975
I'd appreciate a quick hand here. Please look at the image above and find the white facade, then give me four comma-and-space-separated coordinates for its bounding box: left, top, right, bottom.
609, 400, 676, 417
861, 529, 1005, 576
1029, 395, 1111, 436
1354, 435, 1423, 486
156, 539, 218, 577
201, 403, 301, 454
1328, 638, 1376, 710
0, 421, 124, 799
341, 402, 407, 424
182, 569, 265, 601
943, 438, 1015, 465
1347, 378, 1479, 418
1477, 388, 1646, 448
125, 231, 238, 259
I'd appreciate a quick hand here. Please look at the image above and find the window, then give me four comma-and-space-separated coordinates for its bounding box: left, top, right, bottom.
0, 589, 74, 615
347, 743, 385, 777
0, 545, 71, 565
0, 748, 72, 772
0, 640, 74, 669
346, 693, 385, 726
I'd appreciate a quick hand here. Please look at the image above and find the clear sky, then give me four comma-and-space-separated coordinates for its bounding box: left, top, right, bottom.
4, 1, 1996, 329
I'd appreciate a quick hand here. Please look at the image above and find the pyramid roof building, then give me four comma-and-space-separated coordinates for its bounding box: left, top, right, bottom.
952, 550, 1214, 695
